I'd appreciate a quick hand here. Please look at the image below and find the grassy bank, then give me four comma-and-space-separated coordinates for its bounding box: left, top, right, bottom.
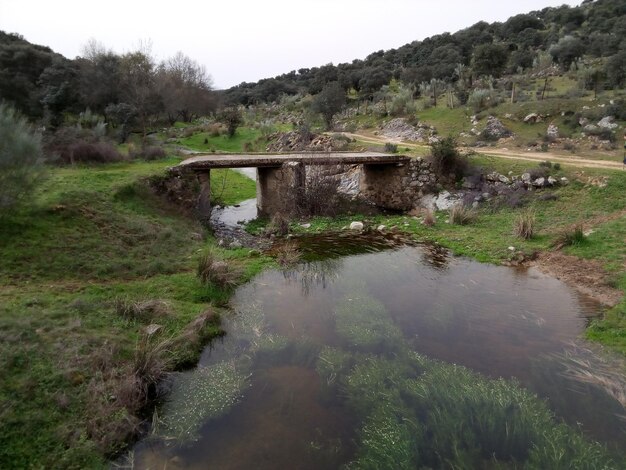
0, 157, 263, 467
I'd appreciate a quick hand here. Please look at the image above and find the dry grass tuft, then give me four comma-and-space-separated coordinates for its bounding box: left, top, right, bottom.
422, 210, 436, 227
552, 223, 585, 249
449, 204, 475, 225
514, 209, 536, 240
275, 241, 302, 267
197, 251, 239, 288
114, 298, 172, 322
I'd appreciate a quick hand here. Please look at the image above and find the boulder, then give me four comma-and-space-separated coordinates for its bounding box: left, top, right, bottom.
349, 221, 364, 230
481, 116, 513, 141
521, 173, 532, 184
598, 116, 618, 130
547, 123, 559, 139
547, 176, 558, 185
524, 113, 539, 123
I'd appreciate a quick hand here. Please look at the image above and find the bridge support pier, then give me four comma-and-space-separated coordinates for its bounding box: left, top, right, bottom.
360, 163, 415, 211
197, 171, 211, 222
257, 162, 305, 217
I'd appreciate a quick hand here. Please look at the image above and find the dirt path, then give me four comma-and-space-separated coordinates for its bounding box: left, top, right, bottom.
339, 131, 624, 170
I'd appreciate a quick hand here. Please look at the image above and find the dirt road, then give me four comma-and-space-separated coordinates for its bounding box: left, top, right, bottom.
338, 131, 624, 170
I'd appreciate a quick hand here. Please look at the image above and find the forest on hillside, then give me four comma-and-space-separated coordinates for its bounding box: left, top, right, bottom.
224, 0, 626, 105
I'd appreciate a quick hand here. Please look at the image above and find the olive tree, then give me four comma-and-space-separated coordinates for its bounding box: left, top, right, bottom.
311, 82, 346, 130
0, 103, 45, 213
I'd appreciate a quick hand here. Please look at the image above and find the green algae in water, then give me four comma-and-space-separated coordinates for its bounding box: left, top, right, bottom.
157, 360, 250, 441
334, 293, 403, 351
339, 351, 621, 469
346, 403, 420, 470
316, 346, 353, 388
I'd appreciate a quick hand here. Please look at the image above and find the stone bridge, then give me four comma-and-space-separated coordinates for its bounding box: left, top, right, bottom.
177, 152, 433, 218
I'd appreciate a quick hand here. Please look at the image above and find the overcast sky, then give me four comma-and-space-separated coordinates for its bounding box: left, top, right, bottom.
0, 0, 580, 89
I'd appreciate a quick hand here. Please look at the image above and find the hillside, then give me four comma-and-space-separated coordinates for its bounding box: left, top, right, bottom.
224, 0, 625, 104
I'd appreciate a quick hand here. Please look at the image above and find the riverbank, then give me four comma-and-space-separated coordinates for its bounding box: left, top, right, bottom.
0, 158, 265, 467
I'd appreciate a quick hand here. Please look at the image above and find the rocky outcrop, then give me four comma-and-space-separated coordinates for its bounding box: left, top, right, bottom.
381, 118, 437, 142
597, 116, 618, 130
480, 116, 513, 141
547, 123, 560, 139
266, 132, 347, 152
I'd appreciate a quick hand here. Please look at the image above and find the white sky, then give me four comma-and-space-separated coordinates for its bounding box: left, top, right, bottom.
0, 0, 580, 89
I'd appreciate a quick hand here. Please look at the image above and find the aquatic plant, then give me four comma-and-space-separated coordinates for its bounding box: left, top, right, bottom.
316, 346, 353, 389
342, 353, 620, 469
347, 403, 419, 470
157, 360, 249, 441
334, 294, 403, 351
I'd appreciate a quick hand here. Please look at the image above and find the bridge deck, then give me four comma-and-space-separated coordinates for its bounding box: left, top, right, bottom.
177, 152, 409, 170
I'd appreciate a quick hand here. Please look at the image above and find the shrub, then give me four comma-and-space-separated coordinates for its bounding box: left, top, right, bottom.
265, 212, 290, 236
430, 137, 467, 181
207, 123, 223, 137
0, 103, 45, 213
295, 166, 346, 217
384, 142, 398, 153
69, 141, 124, 163
514, 209, 536, 239
468, 89, 498, 112
131, 145, 166, 161
45, 125, 124, 164
449, 204, 475, 225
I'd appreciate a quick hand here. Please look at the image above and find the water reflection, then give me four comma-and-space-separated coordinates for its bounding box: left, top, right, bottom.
281, 258, 344, 296
132, 245, 626, 468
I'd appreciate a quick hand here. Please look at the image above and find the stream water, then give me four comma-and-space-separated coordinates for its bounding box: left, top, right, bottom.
132, 236, 626, 469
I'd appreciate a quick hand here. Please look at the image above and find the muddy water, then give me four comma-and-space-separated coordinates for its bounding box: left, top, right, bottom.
133, 242, 626, 468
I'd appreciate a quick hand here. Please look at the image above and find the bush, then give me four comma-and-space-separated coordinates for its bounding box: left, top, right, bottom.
45, 125, 124, 164
384, 143, 398, 153
130, 145, 166, 161
265, 212, 290, 237
430, 137, 467, 181
468, 89, 498, 112
68, 141, 124, 164
514, 209, 536, 240
0, 103, 45, 213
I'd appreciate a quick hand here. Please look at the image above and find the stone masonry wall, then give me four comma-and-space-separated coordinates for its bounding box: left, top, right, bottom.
359, 158, 438, 211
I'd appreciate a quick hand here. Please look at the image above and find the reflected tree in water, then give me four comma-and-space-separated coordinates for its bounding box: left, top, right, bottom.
282, 259, 344, 296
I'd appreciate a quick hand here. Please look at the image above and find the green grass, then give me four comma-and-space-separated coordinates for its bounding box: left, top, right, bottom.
417, 106, 472, 137
0, 157, 265, 467
179, 127, 267, 153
